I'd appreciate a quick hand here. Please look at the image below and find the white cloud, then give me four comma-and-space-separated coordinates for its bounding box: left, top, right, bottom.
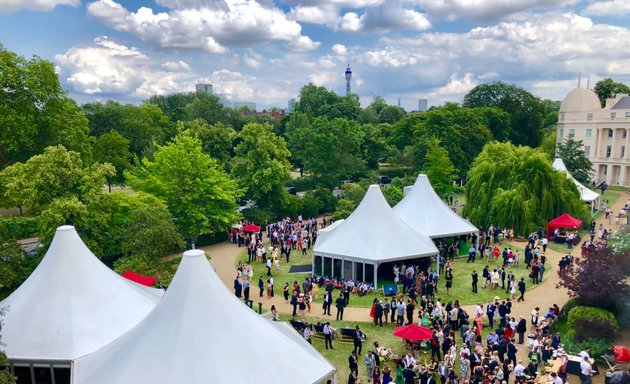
55, 36, 196, 98
0, 0, 79, 13
288, 5, 338, 25
583, 0, 630, 16
406, 0, 577, 21
288, 36, 321, 51
426, 73, 478, 100
336, 1, 430, 32
87, 0, 318, 53
331, 44, 348, 56
203, 69, 256, 101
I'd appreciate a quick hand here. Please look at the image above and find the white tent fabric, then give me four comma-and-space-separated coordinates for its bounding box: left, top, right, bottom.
552, 158, 600, 202
0, 225, 162, 361
73, 250, 336, 384
394, 174, 478, 238
314, 185, 438, 263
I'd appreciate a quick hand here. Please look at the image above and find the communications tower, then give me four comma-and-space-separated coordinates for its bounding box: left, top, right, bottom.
345, 64, 352, 95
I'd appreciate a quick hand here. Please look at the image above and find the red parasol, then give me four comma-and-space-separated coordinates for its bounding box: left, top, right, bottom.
614, 345, 630, 363
393, 324, 433, 341
242, 224, 261, 232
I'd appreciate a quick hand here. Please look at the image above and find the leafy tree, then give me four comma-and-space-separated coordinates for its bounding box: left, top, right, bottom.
594, 78, 630, 107
423, 137, 457, 198
0, 240, 38, 291
0, 307, 16, 384
541, 99, 561, 129
126, 135, 241, 245
122, 205, 184, 260
463, 142, 588, 235
333, 183, 366, 219
557, 138, 593, 184
294, 84, 361, 121
146, 92, 196, 123
382, 178, 404, 205
93, 130, 132, 191
557, 245, 630, 309
463, 81, 545, 147
379, 105, 406, 124
539, 128, 558, 160
283, 111, 311, 174
288, 117, 366, 188
0, 46, 90, 168
232, 123, 291, 212
184, 92, 244, 129
477, 107, 512, 142
177, 119, 236, 165
0, 145, 114, 214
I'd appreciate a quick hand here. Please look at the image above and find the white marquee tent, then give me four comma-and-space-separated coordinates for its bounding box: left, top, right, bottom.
312, 185, 438, 286
73, 249, 336, 384
0, 226, 162, 380
394, 174, 479, 239
552, 158, 600, 204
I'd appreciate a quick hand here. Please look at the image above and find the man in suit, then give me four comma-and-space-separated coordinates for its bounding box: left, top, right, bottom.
353, 326, 363, 355
507, 339, 518, 366
258, 275, 264, 297
348, 352, 358, 375
516, 316, 527, 344
336, 294, 346, 320
375, 300, 384, 326
471, 270, 478, 293
323, 322, 333, 350
517, 278, 526, 302
323, 291, 332, 315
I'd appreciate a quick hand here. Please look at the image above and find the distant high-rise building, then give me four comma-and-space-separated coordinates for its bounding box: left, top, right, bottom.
418, 99, 428, 112
196, 83, 213, 95
233, 101, 256, 111
288, 98, 296, 112
345, 65, 352, 95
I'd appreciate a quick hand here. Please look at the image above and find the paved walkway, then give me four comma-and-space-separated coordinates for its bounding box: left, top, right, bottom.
199, 193, 627, 362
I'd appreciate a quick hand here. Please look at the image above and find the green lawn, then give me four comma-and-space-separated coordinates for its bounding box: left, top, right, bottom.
238, 242, 549, 309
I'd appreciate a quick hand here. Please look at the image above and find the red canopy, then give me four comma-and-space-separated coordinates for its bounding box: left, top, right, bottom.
393, 324, 433, 341
614, 345, 630, 363
122, 270, 157, 287
547, 213, 583, 238
242, 224, 261, 232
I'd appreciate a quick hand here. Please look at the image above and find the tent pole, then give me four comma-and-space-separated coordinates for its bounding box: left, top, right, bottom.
374, 263, 378, 288
436, 252, 440, 276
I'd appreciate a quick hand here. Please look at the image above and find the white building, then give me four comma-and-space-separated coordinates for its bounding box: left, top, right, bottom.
557, 86, 630, 186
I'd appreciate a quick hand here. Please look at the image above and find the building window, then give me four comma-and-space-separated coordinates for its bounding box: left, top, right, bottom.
587, 113, 593, 121
559, 112, 565, 121
568, 129, 575, 138
559, 128, 563, 139
608, 130, 614, 138
607, 145, 612, 158
625, 112, 630, 118
586, 129, 592, 138
611, 112, 617, 120
624, 130, 628, 139
584, 145, 590, 157
622, 146, 626, 158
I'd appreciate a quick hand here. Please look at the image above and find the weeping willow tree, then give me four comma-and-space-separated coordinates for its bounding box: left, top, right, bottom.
463, 142, 589, 235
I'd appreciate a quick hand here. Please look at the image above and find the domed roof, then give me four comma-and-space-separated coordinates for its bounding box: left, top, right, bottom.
560, 86, 601, 113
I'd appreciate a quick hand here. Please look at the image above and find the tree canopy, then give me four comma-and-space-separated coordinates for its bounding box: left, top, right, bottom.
463, 81, 545, 148
594, 78, 630, 107
125, 135, 241, 245
294, 83, 361, 121
0, 47, 90, 168
463, 142, 589, 235
423, 137, 457, 198
557, 138, 593, 184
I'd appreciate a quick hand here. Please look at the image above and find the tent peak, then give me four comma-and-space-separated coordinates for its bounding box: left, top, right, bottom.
183, 249, 205, 258
57, 225, 75, 232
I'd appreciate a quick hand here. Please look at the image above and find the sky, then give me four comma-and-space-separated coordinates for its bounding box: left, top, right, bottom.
1, 0, 630, 111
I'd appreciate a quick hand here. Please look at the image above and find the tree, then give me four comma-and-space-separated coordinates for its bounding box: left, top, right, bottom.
177, 119, 236, 165
463, 81, 545, 147
0, 307, 16, 384
0, 145, 114, 214
423, 137, 457, 198
463, 142, 589, 235
382, 178, 404, 205
0, 46, 90, 168
557, 245, 630, 309
557, 138, 593, 184
146, 92, 196, 123
294, 84, 361, 121
0, 240, 38, 291
232, 123, 291, 212
121, 205, 184, 260
333, 183, 366, 219
594, 78, 630, 107
539, 128, 558, 160
125, 135, 241, 245
93, 130, 132, 191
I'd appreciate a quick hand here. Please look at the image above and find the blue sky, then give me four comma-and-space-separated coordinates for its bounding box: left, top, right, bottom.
1, 0, 630, 111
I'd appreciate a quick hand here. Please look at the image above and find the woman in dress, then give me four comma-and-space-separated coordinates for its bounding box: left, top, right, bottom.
372, 366, 382, 384
509, 279, 516, 300
382, 364, 393, 384
460, 351, 470, 380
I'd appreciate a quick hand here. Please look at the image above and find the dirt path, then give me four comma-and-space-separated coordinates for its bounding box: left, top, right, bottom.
203, 194, 628, 361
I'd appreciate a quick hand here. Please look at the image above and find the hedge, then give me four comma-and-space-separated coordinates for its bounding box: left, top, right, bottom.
567, 306, 619, 342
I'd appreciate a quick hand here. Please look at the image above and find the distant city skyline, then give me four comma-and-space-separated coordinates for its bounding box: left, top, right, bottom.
1, 1, 630, 111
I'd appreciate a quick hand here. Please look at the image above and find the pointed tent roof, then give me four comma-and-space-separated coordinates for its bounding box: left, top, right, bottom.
393, 174, 478, 238
548, 213, 583, 229
313, 185, 438, 263
0, 225, 162, 361
552, 158, 600, 202
73, 250, 336, 384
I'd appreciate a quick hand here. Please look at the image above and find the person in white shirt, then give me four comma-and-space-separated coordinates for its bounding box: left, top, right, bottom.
579, 348, 591, 361
550, 372, 563, 384
580, 356, 592, 384
514, 361, 526, 379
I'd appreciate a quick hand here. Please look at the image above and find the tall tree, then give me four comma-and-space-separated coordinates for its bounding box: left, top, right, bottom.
177, 119, 236, 166
557, 138, 593, 184
594, 78, 630, 107
423, 137, 457, 198
0, 46, 90, 168
463, 81, 545, 147
295, 84, 361, 121
146, 92, 196, 123
0, 307, 16, 384
232, 123, 291, 212
463, 142, 588, 235
93, 130, 132, 191
125, 135, 241, 245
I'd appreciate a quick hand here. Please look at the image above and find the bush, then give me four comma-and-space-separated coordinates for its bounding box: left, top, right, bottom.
560, 297, 583, 318
567, 306, 619, 342
241, 206, 273, 224
113, 254, 175, 286
287, 176, 318, 192
0, 217, 39, 241
563, 336, 610, 364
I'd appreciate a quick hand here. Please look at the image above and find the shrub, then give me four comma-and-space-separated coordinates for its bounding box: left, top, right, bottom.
241, 206, 273, 224
0, 217, 39, 241
567, 306, 619, 342
560, 297, 582, 318
312, 188, 337, 214
563, 336, 610, 364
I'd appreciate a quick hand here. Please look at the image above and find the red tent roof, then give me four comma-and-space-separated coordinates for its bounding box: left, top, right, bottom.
393, 324, 433, 341
242, 224, 261, 232
548, 213, 583, 229
614, 345, 630, 363
122, 270, 157, 287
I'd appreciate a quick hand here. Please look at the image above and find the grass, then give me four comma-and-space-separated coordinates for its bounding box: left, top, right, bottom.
238, 242, 549, 310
